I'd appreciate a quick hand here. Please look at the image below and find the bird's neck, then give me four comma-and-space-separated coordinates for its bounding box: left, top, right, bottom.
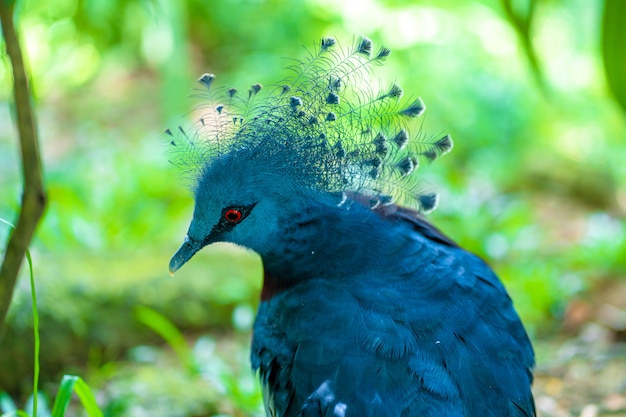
259, 200, 403, 300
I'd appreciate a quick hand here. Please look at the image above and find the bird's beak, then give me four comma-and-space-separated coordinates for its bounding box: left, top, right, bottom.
169, 235, 204, 275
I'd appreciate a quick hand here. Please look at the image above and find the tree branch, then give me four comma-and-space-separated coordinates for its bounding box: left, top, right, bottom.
0, 0, 47, 330
500, 0, 549, 95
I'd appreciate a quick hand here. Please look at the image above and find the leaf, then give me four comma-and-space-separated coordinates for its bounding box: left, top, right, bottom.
50, 376, 76, 417
72, 378, 104, 417
134, 305, 199, 374
50, 375, 103, 417
602, 0, 626, 115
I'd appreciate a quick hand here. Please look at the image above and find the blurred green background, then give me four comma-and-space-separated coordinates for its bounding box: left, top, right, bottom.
1, 0, 625, 416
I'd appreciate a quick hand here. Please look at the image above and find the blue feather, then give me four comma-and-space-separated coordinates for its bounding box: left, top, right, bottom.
168, 37, 535, 417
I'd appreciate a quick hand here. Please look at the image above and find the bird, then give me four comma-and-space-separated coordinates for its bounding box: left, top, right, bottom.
167, 36, 535, 417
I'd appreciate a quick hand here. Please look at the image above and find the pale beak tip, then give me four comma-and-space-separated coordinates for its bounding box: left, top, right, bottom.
169, 234, 202, 276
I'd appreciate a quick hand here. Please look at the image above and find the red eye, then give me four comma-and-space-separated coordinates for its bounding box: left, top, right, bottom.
224, 209, 243, 223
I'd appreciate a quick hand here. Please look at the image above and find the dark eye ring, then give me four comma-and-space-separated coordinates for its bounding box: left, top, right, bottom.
224, 209, 243, 223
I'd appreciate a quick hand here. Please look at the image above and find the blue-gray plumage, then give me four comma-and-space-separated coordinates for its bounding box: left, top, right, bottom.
168, 36, 535, 417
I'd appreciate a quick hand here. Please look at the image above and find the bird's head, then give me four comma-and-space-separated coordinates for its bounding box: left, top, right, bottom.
169, 148, 316, 274
168, 36, 453, 274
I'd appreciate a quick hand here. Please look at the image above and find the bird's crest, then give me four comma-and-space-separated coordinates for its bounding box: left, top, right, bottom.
166, 36, 453, 212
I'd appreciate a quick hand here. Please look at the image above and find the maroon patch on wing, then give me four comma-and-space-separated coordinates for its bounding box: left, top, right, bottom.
347, 192, 459, 248
374, 204, 459, 248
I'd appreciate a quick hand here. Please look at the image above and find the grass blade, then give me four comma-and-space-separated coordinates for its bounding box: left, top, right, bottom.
50, 376, 77, 417
50, 376, 103, 417
134, 305, 198, 373
71, 378, 103, 417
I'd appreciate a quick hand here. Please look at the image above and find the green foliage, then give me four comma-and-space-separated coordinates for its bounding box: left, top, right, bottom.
2, 0, 626, 415
0, 218, 40, 417
134, 305, 198, 374
1, 376, 104, 417
602, 0, 626, 113
0, 392, 31, 417
50, 376, 102, 417
0, 220, 104, 417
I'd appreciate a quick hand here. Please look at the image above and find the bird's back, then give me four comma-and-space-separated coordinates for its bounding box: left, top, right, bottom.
251, 197, 535, 417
